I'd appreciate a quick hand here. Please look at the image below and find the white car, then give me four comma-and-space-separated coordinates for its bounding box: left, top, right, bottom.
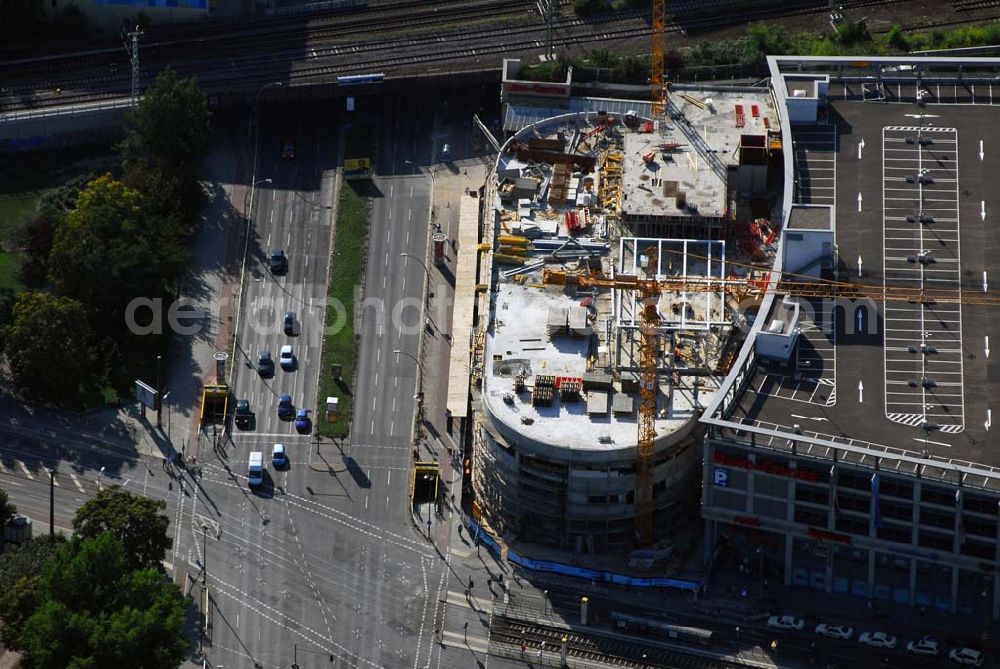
859, 631, 897, 649
279, 344, 295, 370
767, 615, 804, 631
949, 647, 984, 667
906, 636, 940, 657
815, 623, 853, 640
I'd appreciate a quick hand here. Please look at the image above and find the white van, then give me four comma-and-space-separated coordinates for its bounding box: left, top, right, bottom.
248, 451, 265, 488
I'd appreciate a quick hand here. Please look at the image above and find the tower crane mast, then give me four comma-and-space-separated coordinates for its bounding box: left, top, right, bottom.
543, 267, 1000, 547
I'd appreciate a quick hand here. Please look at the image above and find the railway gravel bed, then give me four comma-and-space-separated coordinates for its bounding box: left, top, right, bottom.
489, 614, 748, 669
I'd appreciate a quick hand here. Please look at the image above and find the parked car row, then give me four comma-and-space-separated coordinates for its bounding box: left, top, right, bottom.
766, 615, 983, 666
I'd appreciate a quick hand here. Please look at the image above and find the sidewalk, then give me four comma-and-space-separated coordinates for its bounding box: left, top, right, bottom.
0, 119, 246, 469
418, 159, 487, 524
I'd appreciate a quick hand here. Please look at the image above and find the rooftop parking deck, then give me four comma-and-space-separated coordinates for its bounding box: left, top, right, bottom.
719, 91, 1000, 477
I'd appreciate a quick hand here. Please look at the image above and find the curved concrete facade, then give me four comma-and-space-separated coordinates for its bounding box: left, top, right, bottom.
471, 109, 708, 554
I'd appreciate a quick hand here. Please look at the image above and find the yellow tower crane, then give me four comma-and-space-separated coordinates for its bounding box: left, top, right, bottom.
543, 267, 1000, 547
651, 0, 666, 117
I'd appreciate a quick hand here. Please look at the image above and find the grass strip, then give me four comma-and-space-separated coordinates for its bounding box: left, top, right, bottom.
317, 120, 375, 438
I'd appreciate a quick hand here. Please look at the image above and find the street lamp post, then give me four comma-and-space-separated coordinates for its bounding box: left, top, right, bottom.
98, 466, 106, 491
162, 390, 171, 443
202, 524, 209, 586
394, 348, 423, 423
46, 468, 54, 539
156, 354, 162, 428
400, 252, 432, 284
231, 80, 281, 382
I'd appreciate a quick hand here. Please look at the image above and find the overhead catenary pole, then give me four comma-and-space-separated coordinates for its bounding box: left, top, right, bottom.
537, 0, 556, 61
125, 25, 143, 104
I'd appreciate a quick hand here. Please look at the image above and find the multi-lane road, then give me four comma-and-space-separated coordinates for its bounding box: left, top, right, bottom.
197, 94, 448, 668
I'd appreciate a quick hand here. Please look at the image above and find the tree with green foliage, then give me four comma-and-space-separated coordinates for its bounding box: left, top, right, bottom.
614, 54, 645, 83
122, 157, 205, 232
47, 175, 187, 339
0, 536, 63, 641
0, 289, 13, 355
72, 486, 172, 571
50, 2, 88, 40
589, 48, 616, 69
4, 291, 92, 404
834, 18, 870, 47
573, 0, 607, 16
0, 0, 47, 44
119, 67, 212, 173
0, 486, 16, 528
747, 22, 791, 57
887, 24, 909, 52
6, 534, 188, 669
17, 206, 61, 288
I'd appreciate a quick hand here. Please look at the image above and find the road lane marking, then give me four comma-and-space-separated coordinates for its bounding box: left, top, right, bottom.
387, 470, 391, 486
913, 437, 951, 448
70, 473, 85, 492
18, 461, 33, 479
51, 474, 60, 486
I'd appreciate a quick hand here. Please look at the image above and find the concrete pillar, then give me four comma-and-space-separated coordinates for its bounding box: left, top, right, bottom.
825, 546, 834, 595
784, 534, 794, 587
704, 519, 716, 571
993, 572, 1000, 622
951, 566, 960, 614
911, 481, 922, 606
994, 505, 1000, 621
867, 550, 876, 602
580, 597, 588, 625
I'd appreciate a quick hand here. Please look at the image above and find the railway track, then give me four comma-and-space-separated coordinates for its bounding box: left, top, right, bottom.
0, 0, 540, 82
489, 615, 744, 669
2, 0, 998, 113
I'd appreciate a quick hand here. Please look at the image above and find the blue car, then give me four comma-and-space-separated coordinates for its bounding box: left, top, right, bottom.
277, 394, 294, 420
295, 408, 310, 433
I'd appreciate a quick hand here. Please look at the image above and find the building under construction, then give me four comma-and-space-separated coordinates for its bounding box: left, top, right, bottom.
470, 61, 783, 555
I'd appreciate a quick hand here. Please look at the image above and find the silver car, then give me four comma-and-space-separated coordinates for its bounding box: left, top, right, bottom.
815, 623, 853, 640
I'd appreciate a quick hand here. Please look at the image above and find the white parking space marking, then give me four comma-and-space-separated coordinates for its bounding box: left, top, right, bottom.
751, 298, 837, 406
18, 461, 34, 480
881, 126, 964, 433
792, 125, 837, 206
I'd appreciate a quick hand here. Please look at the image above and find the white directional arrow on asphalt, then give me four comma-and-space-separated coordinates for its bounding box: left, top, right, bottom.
982, 201, 987, 221
858, 193, 863, 212
987, 336, 991, 359
858, 255, 863, 277
858, 380, 864, 404
981, 140, 985, 161
987, 409, 993, 432
858, 139, 865, 160
984, 271, 989, 293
